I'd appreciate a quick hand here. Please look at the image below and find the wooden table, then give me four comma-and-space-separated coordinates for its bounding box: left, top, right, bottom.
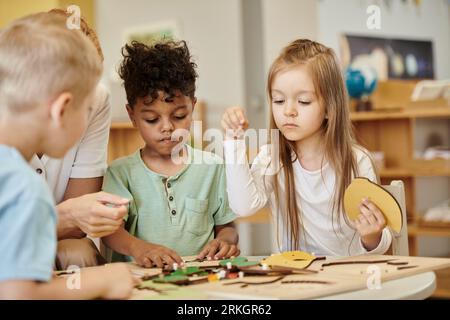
130, 254, 450, 300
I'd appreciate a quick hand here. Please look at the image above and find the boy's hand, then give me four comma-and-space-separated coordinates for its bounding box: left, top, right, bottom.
130, 241, 183, 268
197, 239, 240, 260
354, 198, 386, 251
100, 263, 140, 300
221, 106, 249, 140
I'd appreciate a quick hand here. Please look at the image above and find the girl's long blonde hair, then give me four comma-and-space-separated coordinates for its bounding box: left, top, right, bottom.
267, 39, 359, 250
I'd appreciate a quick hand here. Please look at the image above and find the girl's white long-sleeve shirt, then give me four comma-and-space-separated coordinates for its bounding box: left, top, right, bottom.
224, 139, 392, 257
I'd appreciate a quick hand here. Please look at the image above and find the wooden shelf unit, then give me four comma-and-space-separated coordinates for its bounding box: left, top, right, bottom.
408, 224, 450, 237
108, 121, 143, 164
433, 267, 450, 299
350, 105, 450, 257
350, 105, 450, 121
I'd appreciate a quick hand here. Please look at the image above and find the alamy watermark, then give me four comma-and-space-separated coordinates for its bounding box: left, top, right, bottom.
366, 5, 381, 30
65, 5, 81, 30
65, 265, 81, 290
366, 265, 382, 290
169, 121, 281, 176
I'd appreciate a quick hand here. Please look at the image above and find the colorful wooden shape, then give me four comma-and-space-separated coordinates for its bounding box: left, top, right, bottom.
172, 267, 206, 276
344, 177, 402, 233
218, 257, 260, 268
153, 266, 209, 285
153, 274, 190, 284
261, 251, 318, 270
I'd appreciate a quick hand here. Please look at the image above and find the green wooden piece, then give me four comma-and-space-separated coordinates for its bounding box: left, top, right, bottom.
219, 257, 260, 267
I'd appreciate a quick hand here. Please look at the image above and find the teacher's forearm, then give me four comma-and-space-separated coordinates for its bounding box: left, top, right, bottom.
57, 177, 104, 240
56, 199, 85, 240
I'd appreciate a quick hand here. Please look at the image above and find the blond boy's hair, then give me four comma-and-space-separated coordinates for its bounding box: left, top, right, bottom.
48, 8, 104, 61
0, 12, 103, 113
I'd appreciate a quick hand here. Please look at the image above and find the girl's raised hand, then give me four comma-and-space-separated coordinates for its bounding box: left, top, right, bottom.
221, 106, 249, 139
354, 198, 387, 251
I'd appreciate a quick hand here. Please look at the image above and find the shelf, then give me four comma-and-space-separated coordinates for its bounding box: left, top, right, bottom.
380, 168, 450, 178
350, 106, 450, 122
379, 168, 414, 178
408, 218, 450, 238
432, 287, 450, 299
408, 224, 450, 237
235, 212, 450, 238
379, 159, 450, 178
433, 267, 450, 299
236, 217, 450, 236
111, 121, 135, 129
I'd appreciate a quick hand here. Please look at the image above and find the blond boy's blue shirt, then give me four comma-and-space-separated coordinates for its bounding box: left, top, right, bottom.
0, 145, 57, 282
102, 145, 236, 261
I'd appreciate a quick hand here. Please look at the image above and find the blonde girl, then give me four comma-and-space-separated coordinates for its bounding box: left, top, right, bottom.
222, 39, 392, 256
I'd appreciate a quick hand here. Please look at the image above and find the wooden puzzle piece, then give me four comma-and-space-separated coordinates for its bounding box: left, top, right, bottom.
133, 281, 207, 300
344, 177, 403, 233
182, 256, 222, 268
223, 275, 286, 288
218, 257, 260, 268
152, 266, 209, 285
171, 266, 207, 276
127, 263, 163, 278
261, 251, 318, 270
153, 274, 190, 284
321, 258, 395, 268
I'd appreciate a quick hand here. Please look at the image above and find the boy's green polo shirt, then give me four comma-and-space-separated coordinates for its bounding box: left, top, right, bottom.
102, 145, 236, 260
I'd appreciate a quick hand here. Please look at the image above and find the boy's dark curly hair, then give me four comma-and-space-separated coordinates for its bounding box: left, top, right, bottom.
118, 40, 198, 107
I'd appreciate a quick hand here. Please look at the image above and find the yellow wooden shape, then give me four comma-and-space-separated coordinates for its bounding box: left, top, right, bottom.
261, 251, 317, 270
344, 177, 403, 233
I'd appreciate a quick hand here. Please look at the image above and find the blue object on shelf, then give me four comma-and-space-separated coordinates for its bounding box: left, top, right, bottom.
345, 67, 378, 99
345, 68, 366, 99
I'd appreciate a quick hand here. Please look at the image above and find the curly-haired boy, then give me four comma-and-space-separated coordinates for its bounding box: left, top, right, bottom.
102, 40, 239, 267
